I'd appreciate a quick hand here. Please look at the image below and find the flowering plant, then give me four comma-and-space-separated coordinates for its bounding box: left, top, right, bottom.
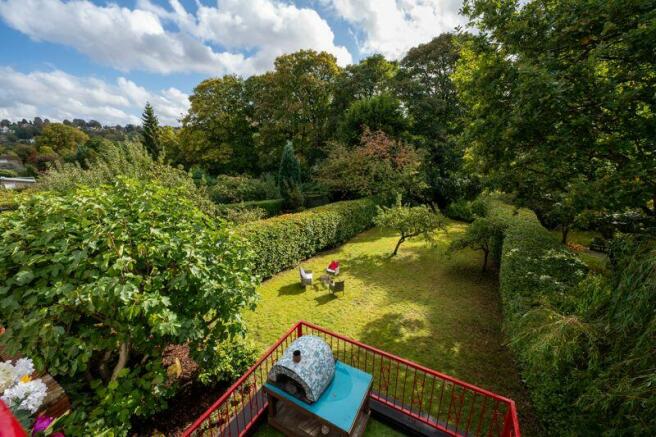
0, 358, 49, 433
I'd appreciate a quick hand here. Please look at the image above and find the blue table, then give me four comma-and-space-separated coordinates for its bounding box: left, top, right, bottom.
265, 361, 373, 436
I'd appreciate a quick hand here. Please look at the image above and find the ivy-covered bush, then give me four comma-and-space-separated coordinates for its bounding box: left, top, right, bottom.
239, 198, 377, 278
0, 178, 258, 434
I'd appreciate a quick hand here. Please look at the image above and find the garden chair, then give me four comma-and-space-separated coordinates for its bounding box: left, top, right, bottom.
329, 280, 344, 295
299, 267, 313, 287
326, 260, 340, 275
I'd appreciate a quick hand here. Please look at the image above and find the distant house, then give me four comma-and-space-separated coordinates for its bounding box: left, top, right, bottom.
0, 176, 35, 190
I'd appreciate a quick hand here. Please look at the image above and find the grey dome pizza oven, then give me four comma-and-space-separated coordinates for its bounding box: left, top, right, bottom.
267, 335, 335, 403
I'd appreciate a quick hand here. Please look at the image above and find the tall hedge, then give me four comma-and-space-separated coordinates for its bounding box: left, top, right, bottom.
487, 201, 594, 432
238, 198, 377, 278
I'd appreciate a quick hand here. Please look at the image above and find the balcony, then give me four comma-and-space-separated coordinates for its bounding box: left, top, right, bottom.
183, 321, 520, 437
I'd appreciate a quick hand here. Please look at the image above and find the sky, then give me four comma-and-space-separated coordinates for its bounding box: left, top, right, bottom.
0, 0, 467, 125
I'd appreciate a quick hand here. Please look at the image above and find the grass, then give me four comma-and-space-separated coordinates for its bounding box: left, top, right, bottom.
243, 220, 538, 434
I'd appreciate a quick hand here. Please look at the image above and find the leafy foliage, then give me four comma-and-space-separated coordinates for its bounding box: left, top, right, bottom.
179, 76, 256, 174
339, 94, 410, 145
374, 197, 445, 256
210, 174, 279, 204
217, 198, 284, 219
278, 141, 304, 210
316, 129, 425, 203
0, 178, 258, 434
456, 0, 656, 235
238, 198, 377, 278
35, 141, 218, 217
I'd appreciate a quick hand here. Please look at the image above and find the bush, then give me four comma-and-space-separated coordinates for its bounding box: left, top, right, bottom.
0, 178, 258, 434
239, 198, 377, 278
217, 199, 284, 218
210, 174, 279, 204
35, 141, 218, 218
444, 197, 488, 222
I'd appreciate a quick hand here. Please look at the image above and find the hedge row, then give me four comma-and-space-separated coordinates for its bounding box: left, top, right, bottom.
217, 199, 284, 218
238, 198, 377, 278
487, 201, 590, 431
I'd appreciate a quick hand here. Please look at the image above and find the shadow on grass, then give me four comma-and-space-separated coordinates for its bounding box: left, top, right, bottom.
277, 283, 306, 296
314, 292, 338, 305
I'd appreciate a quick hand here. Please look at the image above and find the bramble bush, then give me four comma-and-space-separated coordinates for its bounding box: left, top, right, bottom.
239, 198, 377, 278
0, 178, 258, 434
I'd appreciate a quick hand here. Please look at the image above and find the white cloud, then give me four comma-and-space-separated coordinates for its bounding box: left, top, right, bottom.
323, 0, 466, 59
0, 0, 352, 75
0, 68, 188, 125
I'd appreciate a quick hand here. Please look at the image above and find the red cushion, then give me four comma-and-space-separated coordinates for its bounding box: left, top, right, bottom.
328, 261, 339, 270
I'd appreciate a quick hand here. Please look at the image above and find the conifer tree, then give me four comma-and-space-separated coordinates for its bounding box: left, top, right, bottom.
278, 141, 303, 210
141, 102, 161, 159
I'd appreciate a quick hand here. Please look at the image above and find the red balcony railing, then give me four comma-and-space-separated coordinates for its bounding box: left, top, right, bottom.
183, 321, 520, 437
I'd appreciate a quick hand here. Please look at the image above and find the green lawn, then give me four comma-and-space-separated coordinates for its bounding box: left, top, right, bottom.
243, 220, 537, 434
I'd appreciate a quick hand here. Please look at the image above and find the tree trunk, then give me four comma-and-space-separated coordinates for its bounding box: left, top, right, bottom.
482, 249, 489, 272
110, 342, 130, 382
561, 225, 569, 245
392, 236, 406, 257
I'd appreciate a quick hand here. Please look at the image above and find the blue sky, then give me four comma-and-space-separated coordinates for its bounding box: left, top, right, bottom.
0, 0, 465, 125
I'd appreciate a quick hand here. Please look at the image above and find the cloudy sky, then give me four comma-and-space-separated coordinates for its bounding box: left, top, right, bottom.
0, 0, 466, 125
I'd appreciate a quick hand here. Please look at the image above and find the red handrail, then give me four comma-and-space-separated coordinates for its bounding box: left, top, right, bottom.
182, 321, 521, 437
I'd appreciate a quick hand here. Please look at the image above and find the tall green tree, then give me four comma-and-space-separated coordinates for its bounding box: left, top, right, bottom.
35, 123, 89, 157
250, 50, 341, 170
339, 94, 411, 145
395, 33, 477, 208
179, 76, 256, 173
456, 0, 656, 234
278, 141, 303, 210
141, 102, 161, 159
332, 54, 398, 116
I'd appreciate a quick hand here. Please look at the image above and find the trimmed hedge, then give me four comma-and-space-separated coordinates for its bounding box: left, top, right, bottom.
238, 198, 377, 278
487, 201, 591, 432
218, 199, 284, 218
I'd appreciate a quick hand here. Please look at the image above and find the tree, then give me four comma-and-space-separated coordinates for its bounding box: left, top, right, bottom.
339, 94, 411, 145
332, 54, 398, 117
179, 76, 256, 173
35, 123, 88, 158
374, 197, 445, 256
316, 129, 425, 203
141, 102, 161, 159
0, 178, 257, 433
250, 50, 341, 170
456, 0, 656, 234
449, 217, 505, 271
395, 33, 475, 209
278, 141, 303, 210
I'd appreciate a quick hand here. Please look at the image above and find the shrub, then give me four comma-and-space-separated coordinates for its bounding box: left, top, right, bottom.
444, 197, 489, 222
217, 199, 284, 218
278, 142, 304, 211
210, 174, 279, 204
35, 141, 218, 217
239, 198, 377, 278
222, 206, 268, 224
0, 178, 258, 434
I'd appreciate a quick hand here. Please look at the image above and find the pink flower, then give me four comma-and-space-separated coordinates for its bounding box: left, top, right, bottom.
32, 415, 54, 434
